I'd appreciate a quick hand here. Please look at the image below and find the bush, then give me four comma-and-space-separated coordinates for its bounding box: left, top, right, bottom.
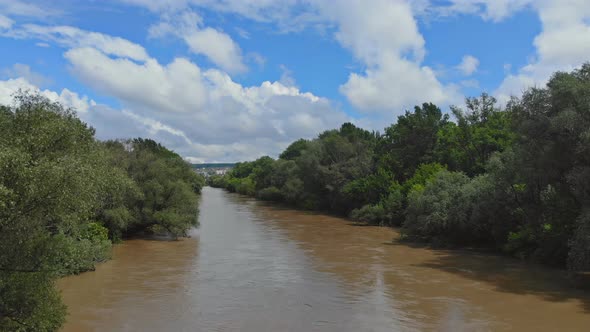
350, 187, 404, 226
257, 186, 284, 201
402, 162, 446, 194
235, 177, 256, 196
380, 189, 405, 226
403, 171, 496, 245
208, 174, 228, 188
568, 211, 590, 272
350, 204, 386, 225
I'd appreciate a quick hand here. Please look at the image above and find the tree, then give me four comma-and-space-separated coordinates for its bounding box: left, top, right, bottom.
502, 64, 590, 266
0, 93, 111, 330
435, 93, 515, 176
378, 103, 449, 181
279, 139, 309, 160
0, 92, 203, 331
123, 139, 203, 237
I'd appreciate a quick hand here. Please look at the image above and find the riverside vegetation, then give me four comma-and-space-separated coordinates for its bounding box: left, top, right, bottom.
209, 64, 590, 276
0, 93, 204, 331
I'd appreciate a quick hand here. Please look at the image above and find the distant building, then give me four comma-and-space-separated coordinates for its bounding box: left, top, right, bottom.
192, 163, 234, 177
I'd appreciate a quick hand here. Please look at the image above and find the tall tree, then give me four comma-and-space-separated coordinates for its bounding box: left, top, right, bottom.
378, 103, 449, 181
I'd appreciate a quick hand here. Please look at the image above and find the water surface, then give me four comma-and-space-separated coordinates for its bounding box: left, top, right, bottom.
59, 187, 590, 331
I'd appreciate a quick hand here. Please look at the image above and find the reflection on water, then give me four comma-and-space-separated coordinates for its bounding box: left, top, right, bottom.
59, 187, 590, 331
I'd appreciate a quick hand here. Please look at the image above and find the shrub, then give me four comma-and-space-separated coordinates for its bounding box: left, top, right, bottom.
568, 211, 590, 272
257, 186, 284, 201
350, 204, 386, 225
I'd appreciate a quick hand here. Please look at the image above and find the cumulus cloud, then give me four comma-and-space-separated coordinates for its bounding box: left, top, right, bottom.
0, 65, 343, 162
315, 0, 460, 113
340, 56, 459, 111
118, 0, 589, 115
184, 27, 247, 73
66, 46, 347, 159
456, 55, 479, 76
0, 17, 349, 161
2, 63, 52, 87
0, 76, 94, 112
64, 47, 209, 113
427, 0, 589, 104
124, 0, 462, 113
0, 10, 350, 161
66, 44, 344, 142
149, 10, 247, 73
494, 0, 590, 103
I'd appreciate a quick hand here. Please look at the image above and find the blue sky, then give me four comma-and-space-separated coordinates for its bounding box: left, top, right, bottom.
1, 0, 589, 162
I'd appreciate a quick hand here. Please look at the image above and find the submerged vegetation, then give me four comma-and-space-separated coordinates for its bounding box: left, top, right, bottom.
210, 64, 590, 274
0, 93, 204, 331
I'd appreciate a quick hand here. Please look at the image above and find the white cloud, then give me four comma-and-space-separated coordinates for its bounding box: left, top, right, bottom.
2, 63, 52, 87
123, 0, 462, 113
340, 56, 460, 111
0, 76, 94, 113
148, 10, 247, 73
235, 27, 250, 39
56, 34, 347, 160
494, 0, 590, 103
0, 0, 59, 18
0, 64, 344, 162
421, 0, 589, 104
481, 0, 533, 21
184, 27, 247, 73
4, 24, 149, 61
1, 12, 347, 161
460, 79, 480, 89
189, 0, 302, 23
117, 0, 590, 116
278, 64, 296, 87
433, 0, 533, 22
247, 52, 266, 67
0, 14, 14, 29
119, 0, 189, 13
312, 0, 460, 113
65, 47, 209, 113
457, 55, 479, 76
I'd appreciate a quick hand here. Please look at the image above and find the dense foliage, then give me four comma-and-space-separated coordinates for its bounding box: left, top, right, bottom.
0, 93, 203, 331
210, 64, 590, 275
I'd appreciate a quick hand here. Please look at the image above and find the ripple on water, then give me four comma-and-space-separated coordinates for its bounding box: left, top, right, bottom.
59, 187, 590, 332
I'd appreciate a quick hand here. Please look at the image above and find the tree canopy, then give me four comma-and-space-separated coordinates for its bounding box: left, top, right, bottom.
0, 92, 203, 331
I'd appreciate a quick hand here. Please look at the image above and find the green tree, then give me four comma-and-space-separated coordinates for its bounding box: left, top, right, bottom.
0, 93, 111, 330
123, 139, 203, 237
435, 93, 515, 176
378, 103, 449, 181
0, 92, 203, 331
279, 139, 309, 160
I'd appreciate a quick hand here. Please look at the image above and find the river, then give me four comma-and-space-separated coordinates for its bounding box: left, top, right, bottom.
58, 187, 590, 331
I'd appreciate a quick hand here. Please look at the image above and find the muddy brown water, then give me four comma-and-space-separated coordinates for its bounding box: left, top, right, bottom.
58, 187, 590, 331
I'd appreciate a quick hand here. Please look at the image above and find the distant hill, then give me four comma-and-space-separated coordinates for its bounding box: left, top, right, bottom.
191, 163, 235, 169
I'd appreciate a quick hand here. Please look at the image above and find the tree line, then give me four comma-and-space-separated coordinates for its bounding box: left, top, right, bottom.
0, 93, 204, 331
209, 64, 590, 275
